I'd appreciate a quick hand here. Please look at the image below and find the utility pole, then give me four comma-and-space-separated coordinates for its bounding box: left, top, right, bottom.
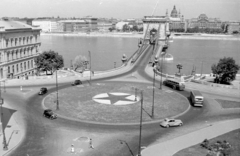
160, 54, 164, 89
152, 68, 155, 118
138, 91, 143, 156
201, 61, 203, 76
55, 69, 59, 110
88, 51, 91, 85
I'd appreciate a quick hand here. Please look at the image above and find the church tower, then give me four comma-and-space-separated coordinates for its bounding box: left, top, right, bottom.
170, 5, 178, 18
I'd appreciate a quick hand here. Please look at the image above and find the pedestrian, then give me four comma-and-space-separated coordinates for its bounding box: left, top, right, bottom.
71, 144, 75, 153
89, 138, 94, 149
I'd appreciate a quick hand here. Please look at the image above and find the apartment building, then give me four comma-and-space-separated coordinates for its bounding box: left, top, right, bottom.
0, 18, 41, 79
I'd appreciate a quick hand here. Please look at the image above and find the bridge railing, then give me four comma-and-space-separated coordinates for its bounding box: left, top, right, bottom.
131, 44, 149, 64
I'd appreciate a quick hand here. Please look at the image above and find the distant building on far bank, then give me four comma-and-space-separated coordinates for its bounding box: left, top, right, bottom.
187, 14, 222, 29
32, 19, 59, 32
225, 21, 240, 34
0, 18, 41, 79
167, 5, 186, 32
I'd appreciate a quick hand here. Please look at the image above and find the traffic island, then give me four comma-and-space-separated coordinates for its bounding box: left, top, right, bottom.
43, 81, 189, 124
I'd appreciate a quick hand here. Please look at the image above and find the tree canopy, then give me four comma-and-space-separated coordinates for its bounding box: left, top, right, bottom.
34, 50, 64, 75
211, 57, 239, 84
73, 55, 88, 72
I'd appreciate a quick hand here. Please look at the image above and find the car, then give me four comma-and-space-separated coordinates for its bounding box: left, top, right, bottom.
43, 109, 57, 119
72, 79, 82, 86
38, 87, 48, 95
160, 118, 183, 128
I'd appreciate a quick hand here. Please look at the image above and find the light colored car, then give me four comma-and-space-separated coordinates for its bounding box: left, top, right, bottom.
160, 118, 183, 128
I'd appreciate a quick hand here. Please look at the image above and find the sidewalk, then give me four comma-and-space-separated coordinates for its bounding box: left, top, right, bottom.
144, 66, 240, 98
141, 119, 240, 156
0, 103, 24, 156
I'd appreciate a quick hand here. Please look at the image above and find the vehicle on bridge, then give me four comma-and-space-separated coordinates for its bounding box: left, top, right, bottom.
163, 78, 185, 90
43, 109, 57, 120
190, 90, 204, 107
160, 118, 183, 128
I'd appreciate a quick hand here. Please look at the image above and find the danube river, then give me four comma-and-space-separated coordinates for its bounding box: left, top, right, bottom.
40, 34, 240, 75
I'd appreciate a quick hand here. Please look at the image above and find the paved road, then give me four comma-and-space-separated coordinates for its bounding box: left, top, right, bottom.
1, 43, 239, 156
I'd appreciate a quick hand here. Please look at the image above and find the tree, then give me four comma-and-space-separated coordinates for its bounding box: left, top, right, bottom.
34, 50, 64, 75
176, 64, 183, 74
211, 57, 239, 84
122, 24, 130, 32
72, 55, 88, 72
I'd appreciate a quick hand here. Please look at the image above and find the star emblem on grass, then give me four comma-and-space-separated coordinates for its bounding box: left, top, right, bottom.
93, 93, 136, 105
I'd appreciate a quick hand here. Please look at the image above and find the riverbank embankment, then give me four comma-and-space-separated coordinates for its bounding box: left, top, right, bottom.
41, 32, 240, 40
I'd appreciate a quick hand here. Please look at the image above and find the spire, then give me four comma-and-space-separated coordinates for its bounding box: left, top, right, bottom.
166, 9, 168, 17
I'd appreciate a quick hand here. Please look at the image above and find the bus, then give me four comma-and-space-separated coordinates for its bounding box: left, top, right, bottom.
163, 78, 185, 91
190, 90, 204, 107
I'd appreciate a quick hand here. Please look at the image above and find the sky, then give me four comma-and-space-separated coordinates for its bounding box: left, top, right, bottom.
0, 0, 239, 21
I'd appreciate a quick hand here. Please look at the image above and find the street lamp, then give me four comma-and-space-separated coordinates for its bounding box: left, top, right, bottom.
159, 54, 165, 89
88, 51, 91, 85
152, 66, 156, 118
200, 61, 203, 76
55, 68, 59, 110
0, 82, 8, 150
138, 90, 143, 156
118, 140, 134, 156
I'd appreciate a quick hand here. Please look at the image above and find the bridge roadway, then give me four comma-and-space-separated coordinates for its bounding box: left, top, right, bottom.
1, 44, 239, 156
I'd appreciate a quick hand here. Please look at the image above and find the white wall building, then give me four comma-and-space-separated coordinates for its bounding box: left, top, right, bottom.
0, 18, 41, 79
32, 20, 58, 32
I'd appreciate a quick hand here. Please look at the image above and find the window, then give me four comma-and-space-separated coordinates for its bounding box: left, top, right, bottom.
12, 65, 14, 74
17, 64, 19, 73
24, 62, 26, 70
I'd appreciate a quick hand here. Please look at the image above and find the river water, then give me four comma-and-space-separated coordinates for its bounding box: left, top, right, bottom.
40, 35, 240, 75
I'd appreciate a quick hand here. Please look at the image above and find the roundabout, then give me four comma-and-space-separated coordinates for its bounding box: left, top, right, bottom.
43, 81, 190, 124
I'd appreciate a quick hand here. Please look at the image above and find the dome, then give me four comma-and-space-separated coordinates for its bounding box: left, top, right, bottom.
170, 5, 178, 18
198, 14, 208, 20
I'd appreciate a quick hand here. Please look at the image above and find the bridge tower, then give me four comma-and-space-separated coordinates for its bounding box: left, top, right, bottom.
142, 16, 170, 43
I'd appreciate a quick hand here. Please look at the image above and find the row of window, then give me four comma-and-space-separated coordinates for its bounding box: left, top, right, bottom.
5, 35, 38, 48
8, 60, 34, 75
0, 46, 39, 63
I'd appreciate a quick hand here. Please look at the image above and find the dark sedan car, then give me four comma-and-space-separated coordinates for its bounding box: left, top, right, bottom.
38, 87, 48, 95
72, 80, 82, 86
43, 109, 57, 119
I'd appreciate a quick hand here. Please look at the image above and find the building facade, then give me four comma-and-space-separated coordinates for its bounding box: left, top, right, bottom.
0, 18, 41, 79
32, 20, 59, 32
226, 21, 240, 34
187, 14, 222, 29
167, 6, 186, 32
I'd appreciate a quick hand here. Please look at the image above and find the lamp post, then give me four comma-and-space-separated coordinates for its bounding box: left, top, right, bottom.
138, 90, 143, 156
160, 54, 165, 89
200, 61, 203, 76
119, 140, 134, 156
88, 51, 91, 85
55, 68, 59, 110
0, 82, 8, 150
152, 67, 155, 118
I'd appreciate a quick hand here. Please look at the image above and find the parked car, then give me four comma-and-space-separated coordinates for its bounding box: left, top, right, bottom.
160, 118, 183, 128
38, 87, 48, 95
43, 109, 57, 119
72, 79, 82, 86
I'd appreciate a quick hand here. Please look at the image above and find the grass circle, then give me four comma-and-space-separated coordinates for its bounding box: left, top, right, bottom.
44, 82, 189, 124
